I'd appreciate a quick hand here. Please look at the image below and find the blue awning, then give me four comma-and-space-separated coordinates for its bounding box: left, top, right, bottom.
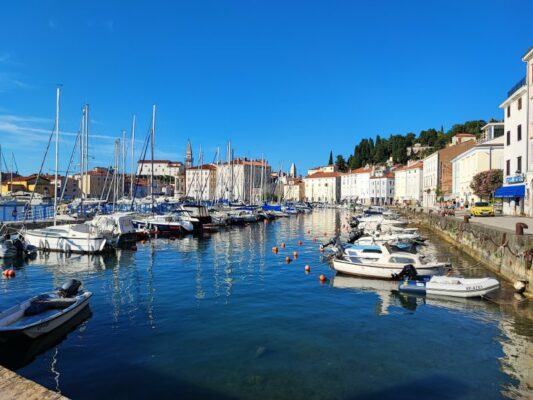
494, 185, 525, 198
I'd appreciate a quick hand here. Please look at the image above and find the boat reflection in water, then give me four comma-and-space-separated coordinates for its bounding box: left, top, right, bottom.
330, 275, 424, 315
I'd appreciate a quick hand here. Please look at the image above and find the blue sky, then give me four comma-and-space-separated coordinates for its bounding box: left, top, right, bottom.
1, 0, 533, 176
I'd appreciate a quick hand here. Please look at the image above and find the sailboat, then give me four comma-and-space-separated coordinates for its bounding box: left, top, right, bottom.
23, 87, 107, 254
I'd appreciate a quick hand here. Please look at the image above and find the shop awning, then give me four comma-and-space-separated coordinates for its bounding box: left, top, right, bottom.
494, 185, 525, 198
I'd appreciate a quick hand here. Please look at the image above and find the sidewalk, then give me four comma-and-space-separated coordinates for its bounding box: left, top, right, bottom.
454, 211, 533, 234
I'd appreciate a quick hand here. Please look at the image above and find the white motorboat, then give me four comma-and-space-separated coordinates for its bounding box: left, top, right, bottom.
0, 238, 17, 258
0, 280, 92, 340
88, 213, 138, 247
23, 224, 107, 253
399, 276, 499, 298
133, 213, 194, 235
331, 243, 449, 279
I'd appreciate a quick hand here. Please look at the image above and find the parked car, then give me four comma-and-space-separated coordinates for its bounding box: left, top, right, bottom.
470, 202, 495, 217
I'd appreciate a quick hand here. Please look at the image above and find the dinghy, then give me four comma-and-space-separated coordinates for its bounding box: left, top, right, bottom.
399, 275, 500, 298
0, 280, 92, 341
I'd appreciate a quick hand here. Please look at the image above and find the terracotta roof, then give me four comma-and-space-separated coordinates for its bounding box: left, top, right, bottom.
187, 164, 217, 171
304, 171, 340, 179
370, 172, 395, 179
394, 161, 423, 172
454, 133, 475, 137
137, 160, 182, 164
352, 167, 372, 174
12, 174, 51, 182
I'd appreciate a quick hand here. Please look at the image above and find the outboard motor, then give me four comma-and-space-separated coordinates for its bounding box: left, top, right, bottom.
392, 264, 418, 280
347, 228, 364, 244
57, 279, 82, 298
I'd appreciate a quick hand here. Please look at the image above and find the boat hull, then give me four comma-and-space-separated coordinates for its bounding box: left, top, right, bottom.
332, 259, 442, 279
0, 293, 92, 341
24, 230, 106, 254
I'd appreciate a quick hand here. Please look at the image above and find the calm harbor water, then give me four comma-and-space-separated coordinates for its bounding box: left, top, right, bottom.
0, 210, 531, 399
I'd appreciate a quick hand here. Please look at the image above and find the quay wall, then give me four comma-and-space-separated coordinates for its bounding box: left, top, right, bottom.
398, 208, 533, 295
0, 366, 68, 400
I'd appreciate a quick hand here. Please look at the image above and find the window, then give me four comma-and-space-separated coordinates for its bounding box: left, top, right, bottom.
506, 160, 510, 176
518, 97, 522, 110
507, 131, 511, 145
507, 106, 510, 117
517, 156, 522, 173
389, 257, 415, 264
518, 125, 522, 141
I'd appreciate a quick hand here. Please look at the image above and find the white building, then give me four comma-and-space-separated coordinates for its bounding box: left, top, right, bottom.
369, 172, 395, 205
303, 172, 340, 203
523, 46, 533, 216
283, 178, 305, 202
451, 135, 504, 206
340, 171, 358, 202
185, 164, 217, 201
354, 167, 372, 205
137, 160, 184, 178
422, 152, 438, 208
497, 77, 528, 215
394, 161, 423, 204
215, 159, 271, 203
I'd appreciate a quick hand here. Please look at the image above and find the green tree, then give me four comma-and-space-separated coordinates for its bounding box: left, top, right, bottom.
470, 170, 503, 200
335, 155, 347, 172
328, 150, 333, 165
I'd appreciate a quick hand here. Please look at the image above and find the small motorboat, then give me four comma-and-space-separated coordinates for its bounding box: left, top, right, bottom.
399, 275, 500, 298
0, 279, 92, 341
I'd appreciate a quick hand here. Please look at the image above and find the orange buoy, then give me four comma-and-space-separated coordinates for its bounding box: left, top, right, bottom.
298, 240, 302, 245
131, 245, 138, 251
293, 251, 298, 257
319, 274, 327, 283
305, 265, 310, 272
285, 256, 291, 263
281, 243, 286, 248
8, 269, 15, 278
272, 246, 278, 253
1, 270, 7, 277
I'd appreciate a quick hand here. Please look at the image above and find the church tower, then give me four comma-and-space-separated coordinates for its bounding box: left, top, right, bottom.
185, 139, 193, 168
289, 162, 297, 178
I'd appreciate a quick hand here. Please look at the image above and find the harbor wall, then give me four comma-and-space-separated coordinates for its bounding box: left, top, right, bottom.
399, 208, 533, 295
0, 366, 68, 400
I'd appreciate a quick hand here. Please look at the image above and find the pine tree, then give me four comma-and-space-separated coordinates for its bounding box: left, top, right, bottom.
328, 150, 333, 165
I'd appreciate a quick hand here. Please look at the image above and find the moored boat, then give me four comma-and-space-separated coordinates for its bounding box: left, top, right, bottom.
0, 279, 92, 341
399, 276, 500, 298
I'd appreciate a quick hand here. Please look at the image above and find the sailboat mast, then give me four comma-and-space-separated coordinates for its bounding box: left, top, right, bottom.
122, 129, 126, 198
80, 108, 85, 203
130, 114, 136, 199
151, 104, 156, 215
53, 86, 60, 226
85, 104, 89, 197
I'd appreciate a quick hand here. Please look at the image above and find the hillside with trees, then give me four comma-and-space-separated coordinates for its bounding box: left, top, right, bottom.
334, 119, 488, 171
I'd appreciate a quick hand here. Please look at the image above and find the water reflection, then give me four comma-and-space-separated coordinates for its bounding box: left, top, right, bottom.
0, 210, 531, 399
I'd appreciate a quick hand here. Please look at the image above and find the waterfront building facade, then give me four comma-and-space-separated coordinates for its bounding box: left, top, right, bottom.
340, 170, 358, 202
369, 171, 395, 205
523, 46, 533, 216
137, 160, 185, 178
422, 152, 438, 208
498, 77, 528, 215
185, 164, 217, 201
303, 172, 340, 203
451, 135, 504, 206
354, 167, 372, 205
394, 161, 423, 204
283, 177, 305, 202
1, 174, 52, 196
215, 158, 271, 203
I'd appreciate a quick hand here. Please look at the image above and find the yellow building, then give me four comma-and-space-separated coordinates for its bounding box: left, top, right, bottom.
0, 174, 52, 196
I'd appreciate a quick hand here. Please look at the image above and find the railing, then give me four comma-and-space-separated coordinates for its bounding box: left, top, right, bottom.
507, 76, 526, 98
0, 204, 55, 223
